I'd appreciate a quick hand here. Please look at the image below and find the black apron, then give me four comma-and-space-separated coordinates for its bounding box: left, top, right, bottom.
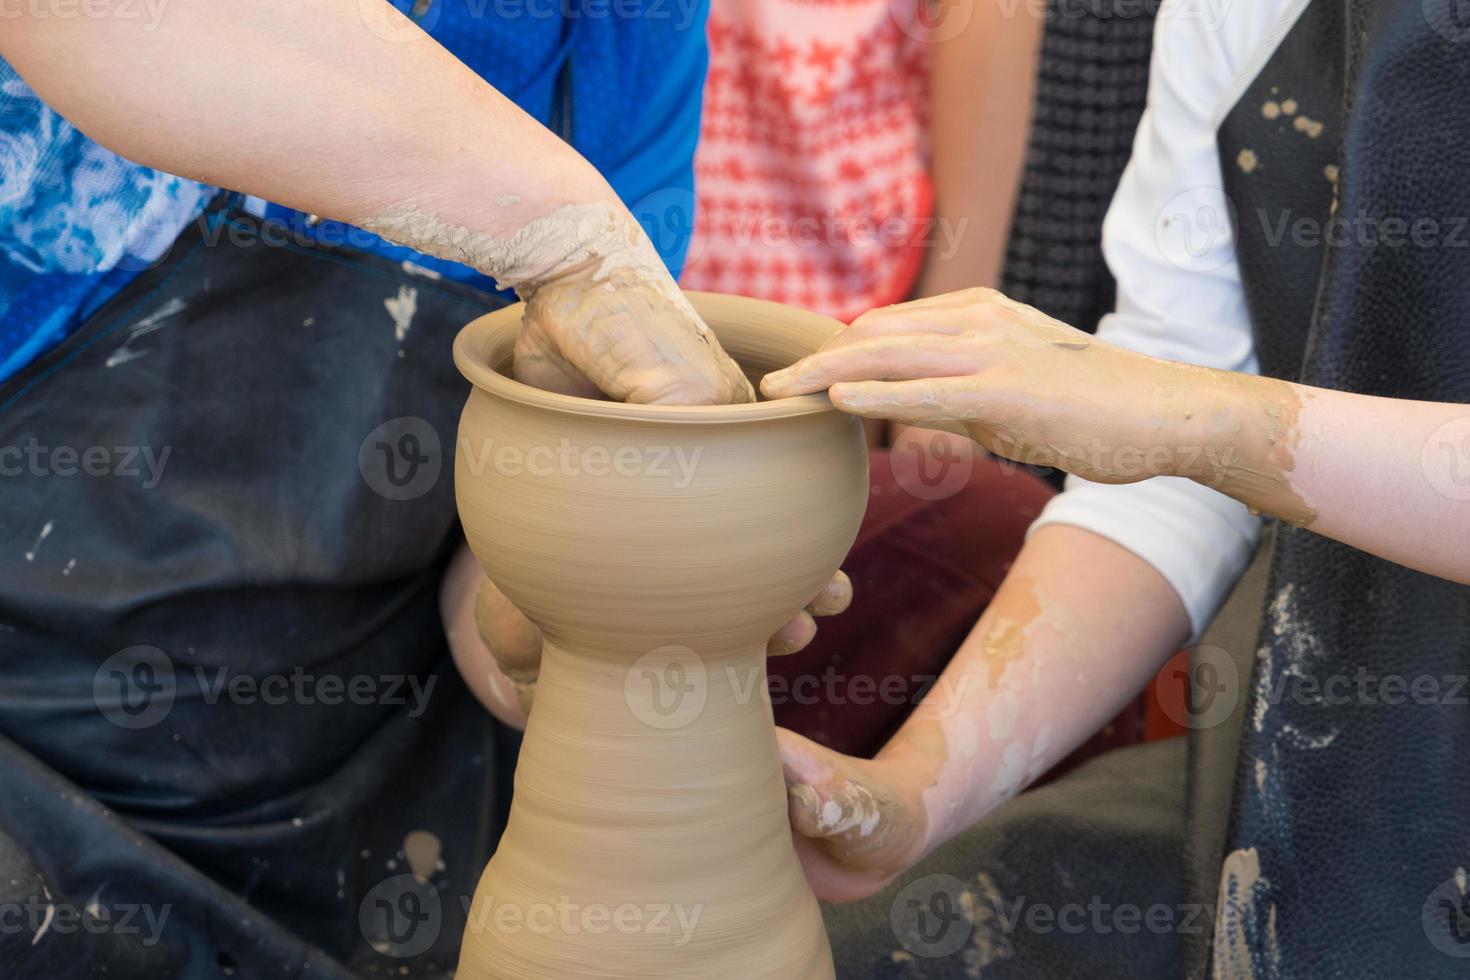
819, 4, 1470, 978
1202, 0, 1470, 974
0, 196, 516, 977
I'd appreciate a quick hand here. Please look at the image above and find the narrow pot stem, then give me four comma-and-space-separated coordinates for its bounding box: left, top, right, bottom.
458, 640, 835, 979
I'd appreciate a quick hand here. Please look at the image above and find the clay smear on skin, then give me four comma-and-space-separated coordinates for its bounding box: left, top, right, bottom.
920, 575, 1054, 845
801, 720, 947, 869
1220, 377, 1317, 527
964, 306, 1313, 523
1051, 340, 1317, 519
980, 575, 1042, 689
363, 201, 753, 402
1163, 367, 1318, 527
361, 201, 672, 296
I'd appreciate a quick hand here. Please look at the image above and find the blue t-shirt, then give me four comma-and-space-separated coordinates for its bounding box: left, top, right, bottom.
0, 0, 708, 382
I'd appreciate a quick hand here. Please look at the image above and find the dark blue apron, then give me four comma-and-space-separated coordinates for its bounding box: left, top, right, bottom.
0, 196, 516, 977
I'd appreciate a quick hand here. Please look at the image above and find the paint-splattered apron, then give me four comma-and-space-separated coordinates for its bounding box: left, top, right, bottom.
0, 195, 516, 977
1199, 1, 1470, 974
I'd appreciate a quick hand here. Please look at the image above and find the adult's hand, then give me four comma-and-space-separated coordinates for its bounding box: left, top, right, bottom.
2, 0, 754, 407
445, 545, 852, 727
505, 207, 756, 405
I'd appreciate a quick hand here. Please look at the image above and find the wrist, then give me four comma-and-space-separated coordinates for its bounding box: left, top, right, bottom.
1156, 364, 1243, 484
356, 152, 651, 298
1170, 370, 1316, 525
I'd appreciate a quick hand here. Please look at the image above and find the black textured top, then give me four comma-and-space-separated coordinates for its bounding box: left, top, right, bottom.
1001, 1, 1161, 333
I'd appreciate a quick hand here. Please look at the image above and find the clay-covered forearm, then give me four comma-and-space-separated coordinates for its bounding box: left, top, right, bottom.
1183, 376, 1470, 584
879, 523, 1190, 858
0, 0, 616, 274
912, 0, 1042, 297
4, 0, 757, 404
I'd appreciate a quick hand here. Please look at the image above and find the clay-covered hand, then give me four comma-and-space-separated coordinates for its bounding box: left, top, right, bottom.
504, 205, 756, 406
761, 288, 1208, 485
458, 559, 851, 724
778, 728, 936, 903
370, 196, 755, 406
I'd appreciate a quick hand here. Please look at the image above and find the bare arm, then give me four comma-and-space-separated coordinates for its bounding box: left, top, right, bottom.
765, 289, 1470, 586
1, 0, 602, 246
911, 1, 1042, 297
778, 523, 1190, 901
1, 0, 754, 405
1188, 381, 1470, 584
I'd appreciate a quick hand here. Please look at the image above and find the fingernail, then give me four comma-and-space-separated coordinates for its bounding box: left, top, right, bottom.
789, 783, 821, 818
807, 584, 851, 618
768, 633, 804, 657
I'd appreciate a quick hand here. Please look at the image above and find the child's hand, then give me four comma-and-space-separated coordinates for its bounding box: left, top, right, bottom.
763, 287, 1216, 486
778, 728, 938, 903
450, 541, 852, 722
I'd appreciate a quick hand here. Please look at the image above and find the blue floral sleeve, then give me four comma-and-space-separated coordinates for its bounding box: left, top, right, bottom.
0, 63, 212, 382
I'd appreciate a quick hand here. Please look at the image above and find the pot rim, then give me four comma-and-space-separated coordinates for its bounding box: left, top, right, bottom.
453, 291, 842, 424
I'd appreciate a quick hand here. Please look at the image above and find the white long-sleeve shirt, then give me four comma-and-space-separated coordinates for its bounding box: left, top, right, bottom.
1029, 0, 1314, 637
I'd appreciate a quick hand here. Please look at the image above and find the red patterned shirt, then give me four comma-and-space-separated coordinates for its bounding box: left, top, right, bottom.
680, 0, 933, 322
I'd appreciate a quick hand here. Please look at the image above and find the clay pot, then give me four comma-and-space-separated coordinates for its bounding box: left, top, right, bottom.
451, 293, 868, 978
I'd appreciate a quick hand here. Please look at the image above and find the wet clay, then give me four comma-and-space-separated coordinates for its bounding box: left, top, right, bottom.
763, 289, 1319, 527
979, 577, 1040, 689
365, 202, 754, 404
1167, 366, 1318, 527
451, 293, 868, 978
363, 201, 672, 296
